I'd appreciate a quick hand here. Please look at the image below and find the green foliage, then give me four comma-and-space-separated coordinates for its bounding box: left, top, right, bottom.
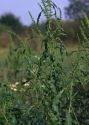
0, 13, 23, 33
65, 0, 89, 19
62, 20, 81, 41
80, 14, 89, 42
1, 0, 89, 125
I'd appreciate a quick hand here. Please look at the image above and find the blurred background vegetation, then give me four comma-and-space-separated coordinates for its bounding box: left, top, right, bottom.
0, 0, 89, 48
0, 0, 89, 82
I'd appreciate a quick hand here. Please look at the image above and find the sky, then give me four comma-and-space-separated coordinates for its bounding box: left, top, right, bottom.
0, 0, 69, 25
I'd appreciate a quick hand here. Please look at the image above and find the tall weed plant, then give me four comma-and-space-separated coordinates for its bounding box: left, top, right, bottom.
1, 0, 89, 125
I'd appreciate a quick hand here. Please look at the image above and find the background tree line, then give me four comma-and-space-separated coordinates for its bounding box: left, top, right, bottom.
0, 0, 89, 47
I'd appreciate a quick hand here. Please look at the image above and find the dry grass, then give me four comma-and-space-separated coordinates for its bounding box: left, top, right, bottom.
0, 48, 9, 82
0, 48, 8, 55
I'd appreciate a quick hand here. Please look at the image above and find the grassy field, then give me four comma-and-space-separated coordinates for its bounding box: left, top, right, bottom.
0, 42, 78, 80
0, 48, 8, 82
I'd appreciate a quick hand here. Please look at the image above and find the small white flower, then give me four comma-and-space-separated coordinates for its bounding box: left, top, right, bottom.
24, 83, 29, 87
43, 60, 46, 63
34, 55, 40, 60
34, 55, 38, 58
37, 57, 40, 60
11, 88, 17, 91
41, 85, 45, 88
15, 82, 19, 85
9, 84, 16, 88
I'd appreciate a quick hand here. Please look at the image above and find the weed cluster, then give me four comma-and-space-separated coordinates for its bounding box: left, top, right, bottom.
0, 0, 89, 125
